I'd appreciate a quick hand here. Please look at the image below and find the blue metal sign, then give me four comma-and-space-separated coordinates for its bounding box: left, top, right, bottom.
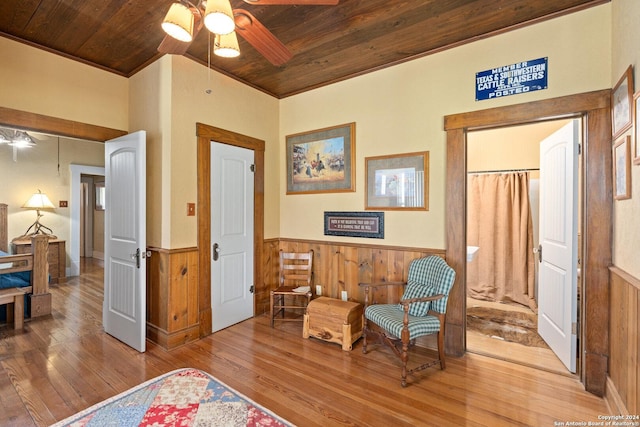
476, 57, 548, 101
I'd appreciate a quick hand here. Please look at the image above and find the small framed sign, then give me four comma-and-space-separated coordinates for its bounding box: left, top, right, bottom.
324, 211, 384, 239
476, 57, 547, 101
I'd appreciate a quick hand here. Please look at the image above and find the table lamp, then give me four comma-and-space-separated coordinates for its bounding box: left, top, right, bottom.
19, 189, 57, 238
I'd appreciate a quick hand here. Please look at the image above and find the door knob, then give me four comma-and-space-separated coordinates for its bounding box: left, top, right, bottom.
533, 244, 542, 263
213, 243, 220, 261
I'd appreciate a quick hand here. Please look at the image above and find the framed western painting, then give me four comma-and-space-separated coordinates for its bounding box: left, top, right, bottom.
365, 151, 429, 210
286, 123, 356, 194
613, 135, 631, 200
635, 90, 640, 165
612, 65, 634, 139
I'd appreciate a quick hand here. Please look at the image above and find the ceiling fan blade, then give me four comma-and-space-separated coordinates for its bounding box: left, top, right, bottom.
157, 12, 202, 55
233, 9, 293, 66
27, 131, 51, 141
242, 0, 339, 4
158, 36, 192, 55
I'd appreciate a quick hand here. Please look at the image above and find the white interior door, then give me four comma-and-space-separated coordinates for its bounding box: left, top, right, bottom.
211, 142, 254, 332
538, 120, 579, 372
103, 131, 147, 352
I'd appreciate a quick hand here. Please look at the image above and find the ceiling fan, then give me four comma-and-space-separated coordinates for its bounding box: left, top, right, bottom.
159, 0, 339, 66
0, 127, 49, 162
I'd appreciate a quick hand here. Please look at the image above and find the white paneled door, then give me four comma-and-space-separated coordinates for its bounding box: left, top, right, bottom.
211, 141, 254, 332
103, 131, 147, 352
537, 120, 579, 372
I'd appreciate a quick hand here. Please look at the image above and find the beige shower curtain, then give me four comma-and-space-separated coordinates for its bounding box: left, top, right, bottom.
467, 172, 537, 311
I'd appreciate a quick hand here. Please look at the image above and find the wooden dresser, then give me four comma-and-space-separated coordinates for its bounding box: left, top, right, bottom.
13, 238, 66, 284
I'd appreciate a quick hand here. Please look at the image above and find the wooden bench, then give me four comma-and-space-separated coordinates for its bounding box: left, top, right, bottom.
0, 288, 27, 329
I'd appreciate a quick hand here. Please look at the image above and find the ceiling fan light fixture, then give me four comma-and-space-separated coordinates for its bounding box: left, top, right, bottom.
162, 2, 195, 42
0, 129, 11, 144
204, 0, 235, 35
214, 31, 240, 58
7, 130, 36, 148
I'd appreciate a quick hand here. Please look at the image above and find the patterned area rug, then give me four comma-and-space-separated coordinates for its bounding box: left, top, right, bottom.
467, 305, 549, 348
51, 368, 294, 427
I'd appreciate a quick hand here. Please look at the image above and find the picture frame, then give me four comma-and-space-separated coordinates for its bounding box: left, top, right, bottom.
324, 211, 384, 239
95, 182, 105, 211
612, 65, 634, 140
365, 151, 429, 210
613, 135, 631, 200
634, 90, 640, 165
286, 123, 356, 194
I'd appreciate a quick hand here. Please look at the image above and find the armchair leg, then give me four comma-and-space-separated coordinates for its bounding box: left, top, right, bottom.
362, 317, 368, 354
401, 329, 410, 387
437, 330, 446, 370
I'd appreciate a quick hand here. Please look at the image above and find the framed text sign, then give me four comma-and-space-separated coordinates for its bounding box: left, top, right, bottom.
476, 57, 548, 101
324, 211, 384, 239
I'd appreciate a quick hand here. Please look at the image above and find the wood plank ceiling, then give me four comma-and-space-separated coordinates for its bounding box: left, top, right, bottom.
0, 0, 607, 99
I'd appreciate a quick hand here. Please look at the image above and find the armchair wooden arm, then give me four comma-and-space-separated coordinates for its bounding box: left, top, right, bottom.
399, 294, 444, 306
359, 281, 406, 288
359, 281, 406, 308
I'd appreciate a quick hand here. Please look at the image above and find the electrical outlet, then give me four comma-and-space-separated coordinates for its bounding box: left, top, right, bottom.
315, 285, 322, 296
341, 290, 348, 301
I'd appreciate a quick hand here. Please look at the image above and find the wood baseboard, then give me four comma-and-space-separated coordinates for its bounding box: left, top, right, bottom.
605, 375, 629, 414
146, 323, 200, 350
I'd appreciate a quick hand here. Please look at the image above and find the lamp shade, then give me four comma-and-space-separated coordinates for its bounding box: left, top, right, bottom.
204, 0, 235, 35
162, 2, 195, 42
22, 190, 55, 210
214, 31, 240, 58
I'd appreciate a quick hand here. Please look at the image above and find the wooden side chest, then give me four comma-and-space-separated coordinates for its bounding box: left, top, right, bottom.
303, 296, 363, 351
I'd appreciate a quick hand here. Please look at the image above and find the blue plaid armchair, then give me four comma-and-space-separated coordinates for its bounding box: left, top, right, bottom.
360, 256, 456, 387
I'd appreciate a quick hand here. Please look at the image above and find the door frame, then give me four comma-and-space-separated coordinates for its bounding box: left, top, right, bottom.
444, 90, 612, 396
196, 123, 265, 337
71, 166, 106, 276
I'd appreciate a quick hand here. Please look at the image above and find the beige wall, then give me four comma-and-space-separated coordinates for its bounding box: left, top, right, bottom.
129, 55, 280, 249
0, 135, 105, 253
612, 0, 640, 278
0, 38, 129, 131
129, 57, 172, 248
467, 120, 571, 174
279, 5, 611, 249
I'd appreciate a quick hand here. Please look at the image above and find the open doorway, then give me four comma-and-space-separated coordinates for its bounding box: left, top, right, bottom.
464, 119, 580, 375
80, 174, 105, 261
444, 90, 612, 396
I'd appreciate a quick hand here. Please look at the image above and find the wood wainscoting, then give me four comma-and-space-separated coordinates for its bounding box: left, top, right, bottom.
145, 239, 444, 350
146, 246, 200, 350
608, 266, 640, 415
261, 238, 446, 315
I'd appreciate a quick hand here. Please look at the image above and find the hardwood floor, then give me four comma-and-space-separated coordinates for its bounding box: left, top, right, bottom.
466, 298, 570, 376
1, 259, 610, 426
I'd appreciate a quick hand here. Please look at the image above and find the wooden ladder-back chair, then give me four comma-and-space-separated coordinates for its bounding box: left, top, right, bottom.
360, 255, 456, 387
270, 250, 313, 327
